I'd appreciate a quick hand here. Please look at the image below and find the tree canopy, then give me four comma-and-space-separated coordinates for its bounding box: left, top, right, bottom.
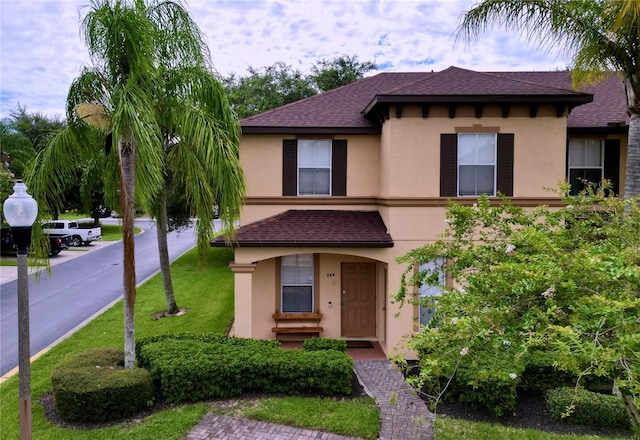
222, 55, 376, 118
396, 186, 640, 433
27, 0, 244, 368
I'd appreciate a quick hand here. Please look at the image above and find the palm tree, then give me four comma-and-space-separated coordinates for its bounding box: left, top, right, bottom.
150, 27, 245, 315
27, 0, 223, 368
457, 0, 640, 200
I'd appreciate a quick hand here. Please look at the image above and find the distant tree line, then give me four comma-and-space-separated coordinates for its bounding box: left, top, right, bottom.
220, 54, 376, 118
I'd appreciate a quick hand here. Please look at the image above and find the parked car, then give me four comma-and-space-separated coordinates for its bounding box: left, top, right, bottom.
42, 220, 102, 247
1, 228, 71, 256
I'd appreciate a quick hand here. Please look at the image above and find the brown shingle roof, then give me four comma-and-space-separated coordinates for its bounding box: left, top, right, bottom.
240, 67, 627, 133
211, 210, 394, 248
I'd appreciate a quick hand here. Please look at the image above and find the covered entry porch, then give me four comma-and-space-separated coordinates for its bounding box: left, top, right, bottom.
212, 210, 396, 352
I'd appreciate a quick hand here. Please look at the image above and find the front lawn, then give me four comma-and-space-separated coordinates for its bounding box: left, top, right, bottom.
0, 247, 234, 439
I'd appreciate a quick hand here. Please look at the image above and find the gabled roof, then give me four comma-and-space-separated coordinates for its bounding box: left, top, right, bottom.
240, 66, 628, 134
210, 210, 394, 248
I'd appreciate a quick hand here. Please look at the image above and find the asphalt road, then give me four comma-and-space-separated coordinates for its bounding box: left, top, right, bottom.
0, 219, 197, 376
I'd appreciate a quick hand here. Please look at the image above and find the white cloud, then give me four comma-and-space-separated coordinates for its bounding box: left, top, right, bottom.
0, 0, 570, 119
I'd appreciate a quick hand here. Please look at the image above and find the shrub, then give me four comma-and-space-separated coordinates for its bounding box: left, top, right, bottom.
545, 387, 630, 429
519, 351, 577, 392
51, 348, 154, 423
137, 334, 353, 403
135, 333, 279, 368
302, 337, 347, 352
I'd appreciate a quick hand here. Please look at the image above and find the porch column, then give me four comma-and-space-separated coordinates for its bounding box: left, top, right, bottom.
229, 262, 257, 338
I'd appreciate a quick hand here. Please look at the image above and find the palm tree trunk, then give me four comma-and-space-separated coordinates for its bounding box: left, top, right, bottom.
120, 139, 137, 368
624, 113, 640, 199
156, 191, 178, 314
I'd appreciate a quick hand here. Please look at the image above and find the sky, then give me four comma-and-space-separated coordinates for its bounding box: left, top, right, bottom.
0, 0, 571, 119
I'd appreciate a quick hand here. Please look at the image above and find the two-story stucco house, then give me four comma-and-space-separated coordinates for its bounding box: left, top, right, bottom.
211, 66, 629, 357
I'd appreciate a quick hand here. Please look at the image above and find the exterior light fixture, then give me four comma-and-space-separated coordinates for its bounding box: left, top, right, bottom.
3, 179, 38, 440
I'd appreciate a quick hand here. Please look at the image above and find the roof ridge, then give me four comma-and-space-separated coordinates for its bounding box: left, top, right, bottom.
481, 70, 582, 95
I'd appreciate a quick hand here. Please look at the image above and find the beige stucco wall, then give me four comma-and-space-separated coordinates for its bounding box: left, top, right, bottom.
231, 102, 627, 358
240, 134, 380, 198
380, 104, 568, 199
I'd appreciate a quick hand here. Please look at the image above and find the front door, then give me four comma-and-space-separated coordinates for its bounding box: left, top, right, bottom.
341, 263, 376, 337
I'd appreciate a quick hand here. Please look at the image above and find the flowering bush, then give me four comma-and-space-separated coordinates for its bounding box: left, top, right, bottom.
396, 185, 640, 432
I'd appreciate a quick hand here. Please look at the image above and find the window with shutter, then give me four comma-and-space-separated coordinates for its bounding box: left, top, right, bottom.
282, 139, 347, 196
440, 133, 514, 197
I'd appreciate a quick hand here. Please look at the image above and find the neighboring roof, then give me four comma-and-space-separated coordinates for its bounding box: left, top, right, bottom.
210, 210, 394, 248
497, 71, 628, 131
240, 66, 628, 134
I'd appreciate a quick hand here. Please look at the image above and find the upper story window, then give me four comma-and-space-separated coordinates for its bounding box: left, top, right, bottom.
281, 253, 314, 313
282, 139, 347, 197
298, 140, 331, 195
568, 139, 603, 195
458, 133, 497, 196
440, 133, 514, 198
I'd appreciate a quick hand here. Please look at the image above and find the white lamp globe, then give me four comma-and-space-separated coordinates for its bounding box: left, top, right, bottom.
3, 180, 38, 227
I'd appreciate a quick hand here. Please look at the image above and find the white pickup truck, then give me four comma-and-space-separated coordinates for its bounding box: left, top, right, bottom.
42, 220, 102, 247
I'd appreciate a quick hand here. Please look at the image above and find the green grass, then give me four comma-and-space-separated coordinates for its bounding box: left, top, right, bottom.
1, 242, 625, 440
0, 246, 234, 440
0, 259, 17, 266
99, 223, 141, 241
234, 396, 380, 440
435, 416, 629, 439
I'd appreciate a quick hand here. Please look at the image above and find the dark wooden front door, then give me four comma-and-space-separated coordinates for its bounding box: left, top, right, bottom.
341, 263, 376, 337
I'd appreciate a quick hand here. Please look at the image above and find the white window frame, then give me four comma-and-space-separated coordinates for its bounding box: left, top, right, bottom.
457, 133, 497, 197
568, 139, 604, 195
280, 253, 314, 313
298, 140, 331, 196
418, 258, 446, 326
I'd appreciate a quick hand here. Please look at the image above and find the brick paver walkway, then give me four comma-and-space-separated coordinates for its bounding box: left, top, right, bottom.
354, 360, 433, 440
182, 359, 433, 440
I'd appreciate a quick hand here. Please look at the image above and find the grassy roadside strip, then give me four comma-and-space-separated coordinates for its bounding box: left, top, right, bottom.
0, 247, 234, 439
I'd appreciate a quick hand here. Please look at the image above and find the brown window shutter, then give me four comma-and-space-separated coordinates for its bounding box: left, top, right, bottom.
332, 139, 347, 196
496, 133, 514, 196
604, 139, 620, 195
440, 134, 457, 197
282, 139, 297, 196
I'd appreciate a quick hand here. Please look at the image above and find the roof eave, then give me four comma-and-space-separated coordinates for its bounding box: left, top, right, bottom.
210, 240, 394, 248
363, 93, 594, 118
569, 125, 629, 135
241, 126, 381, 135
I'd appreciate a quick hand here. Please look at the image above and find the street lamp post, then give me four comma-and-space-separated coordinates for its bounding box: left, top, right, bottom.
3, 180, 38, 440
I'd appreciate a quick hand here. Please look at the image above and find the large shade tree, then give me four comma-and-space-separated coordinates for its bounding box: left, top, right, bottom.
396, 188, 640, 434
458, 0, 640, 199
27, 0, 240, 367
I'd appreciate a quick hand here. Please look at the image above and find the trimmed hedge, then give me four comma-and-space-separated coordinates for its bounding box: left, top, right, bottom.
302, 337, 347, 352
545, 387, 630, 429
137, 334, 353, 403
51, 348, 154, 423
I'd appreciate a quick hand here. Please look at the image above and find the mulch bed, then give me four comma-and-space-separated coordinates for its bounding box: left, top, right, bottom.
431, 390, 633, 438
40, 373, 632, 438
40, 371, 368, 431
